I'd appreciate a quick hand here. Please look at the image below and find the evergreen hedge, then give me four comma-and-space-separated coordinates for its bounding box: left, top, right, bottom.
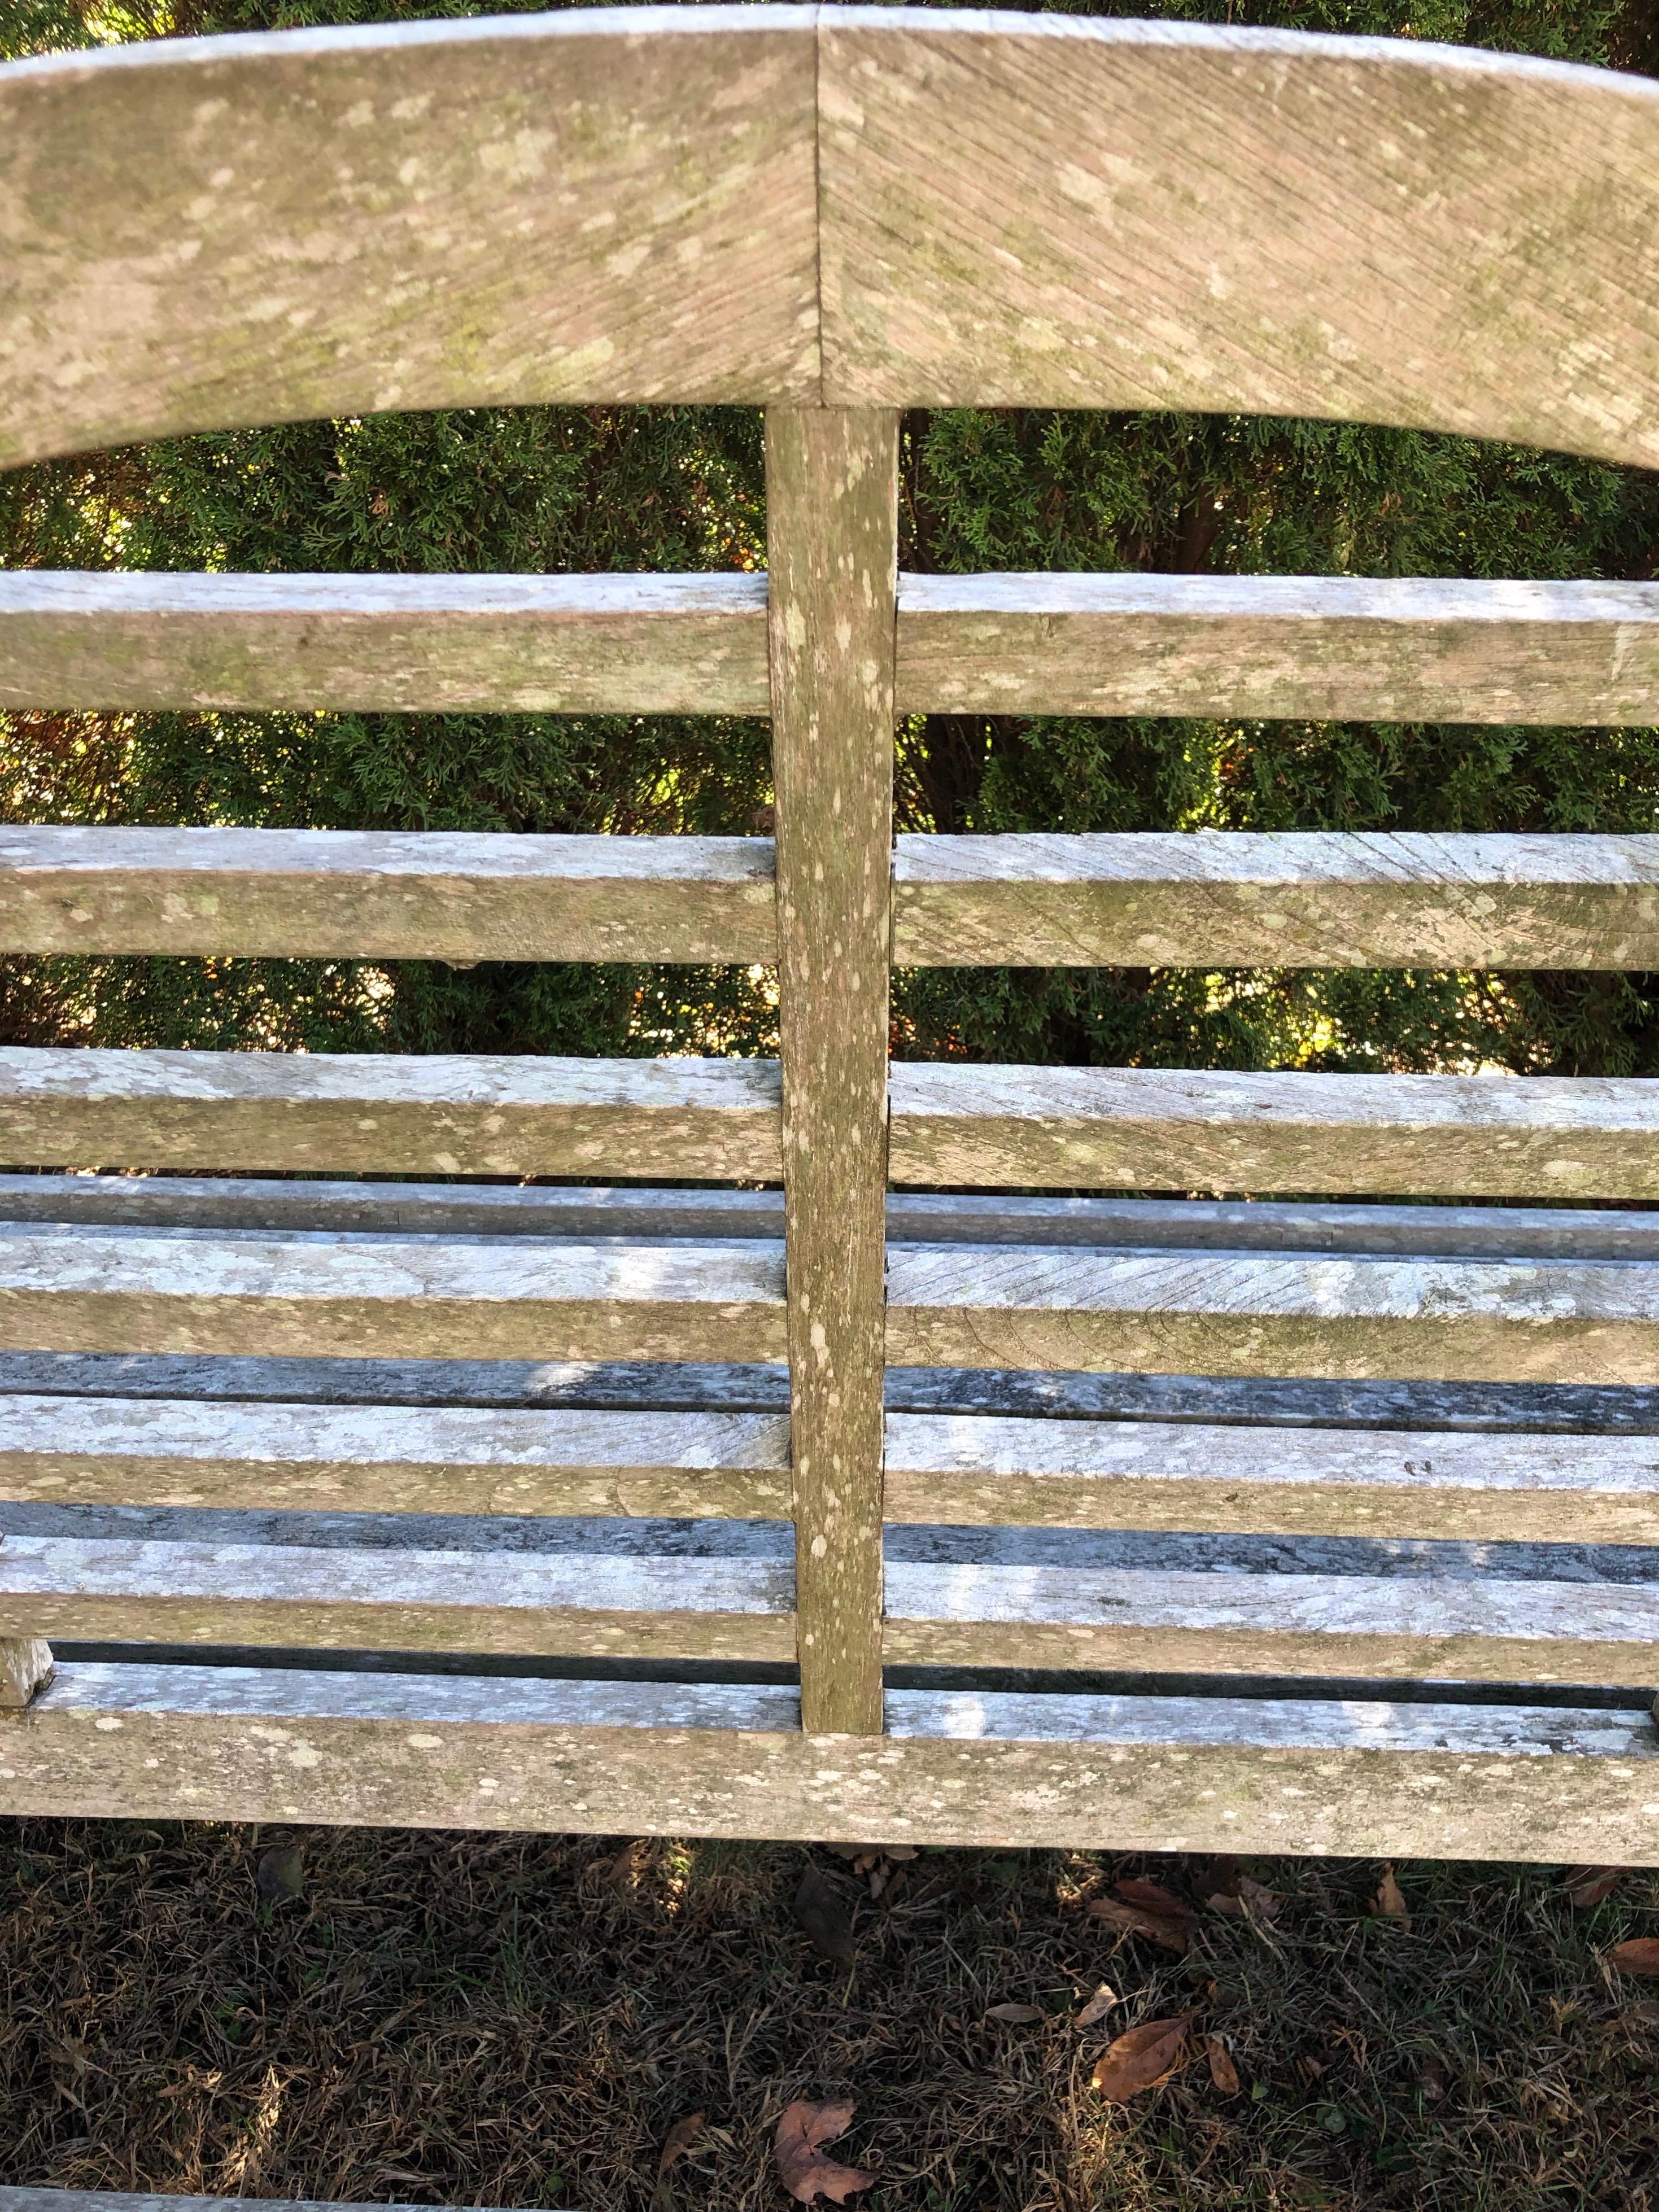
3, 0, 1658, 1117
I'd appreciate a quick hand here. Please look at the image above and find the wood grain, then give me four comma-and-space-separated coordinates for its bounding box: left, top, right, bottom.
0, 827, 776, 964
889, 1063, 1659, 1199
8, 1171, 1659, 1262
7, 1662, 1659, 1862
819, 15, 1659, 466
892, 831, 1659, 969
0, 1636, 52, 1708
0, 1394, 792, 1518
0, 1048, 782, 1181
0, 1229, 787, 1363
0, 571, 769, 715
766, 406, 900, 1735
896, 573, 1659, 725
886, 1244, 1659, 1384
883, 1560, 1659, 1685
0, 8, 818, 468
883, 1413, 1659, 1544
0, 1536, 796, 1660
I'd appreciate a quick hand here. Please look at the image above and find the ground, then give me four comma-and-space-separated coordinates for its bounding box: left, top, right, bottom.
3, 1821, 1658, 2211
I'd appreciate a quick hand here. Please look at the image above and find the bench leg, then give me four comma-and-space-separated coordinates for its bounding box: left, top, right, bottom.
1, 1637, 54, 1709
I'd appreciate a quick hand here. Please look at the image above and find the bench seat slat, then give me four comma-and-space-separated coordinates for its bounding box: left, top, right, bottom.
886, 1244, 1659, 1384
883, 1413, 1659, 1543
894, 573, 1659, 725
889, 1063, 1659, 1199
892, 830, 1659, 969
0, 570, 770, 716
883, 1560, 1659, 1685
8, 1661, 1658, 1859
0, 1230, 787, 1363
0, 1536, 796, 1659
0, 827, 776, 964
0, 1050, 782, 1181
0, 1396, 792, 1518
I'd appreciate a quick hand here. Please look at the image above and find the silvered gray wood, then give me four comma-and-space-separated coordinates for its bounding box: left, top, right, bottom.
0, 1394, 792, 1519
0, 1228, 787, 1363
820, 16, 1659, 469
0, 1535, 796, 1659
6, 1174, 1659, 1262
882, 1558, 1659, 1684
888, 1243, 1659, 1385
0, 570, 768, 714
9, 1660, 1659, 1859
895, 572, 1659, 725
0, 1049, 782, 1181
883, 1413, 1659, 1543
889, 1062, 1659, 1199
892, 830, 1659, 969
1, 8, 819, 468
0, 827, 776, 963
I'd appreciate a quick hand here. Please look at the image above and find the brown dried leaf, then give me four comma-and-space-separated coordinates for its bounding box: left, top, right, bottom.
1373, 1865, 1411, 1929
1074, 1983, 1119, 2029
1087, 1895, 1191, 1955
1113, 1877, 1198, 1921
1091, 2014, 1194, 2102
658, 2112, 706, 2177
1237, 1874, 1284, 1921
985, 2003, 1044, 2024
1565, 1866, 1626, 1909
1206, 2035, 1241, 2096
1608, 1938, 1659, 1977
774, 2100, 876, 2205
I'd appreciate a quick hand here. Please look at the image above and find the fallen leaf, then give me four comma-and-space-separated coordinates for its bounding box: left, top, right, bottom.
985, 2003, 1044, 2023
1087, 1896, 1191, 1955
1113, 1877, 1197, 1921
1414, 2056, 1447, 2103
1237, 1875, 1284, 1922
773, 2100, 876, 2205
255, 1844, 303, 1903
1565, 1866, 1626, 1909
1608, 1938, 1659, 1976
793, 1870, 856, 1967
658, 2113, 705, 2176
1206, 2035, 1241, 2096
1373, 1865, 1411, 1929
652, 2111, 706, 2211
1090, 2014, 1194, 2102
1075, 1983, 1119, 2029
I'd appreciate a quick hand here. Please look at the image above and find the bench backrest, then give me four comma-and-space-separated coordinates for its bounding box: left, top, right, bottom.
2, 7, 1658, 1755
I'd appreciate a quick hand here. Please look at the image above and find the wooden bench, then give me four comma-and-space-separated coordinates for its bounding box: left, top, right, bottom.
3, 5, 1659, 1861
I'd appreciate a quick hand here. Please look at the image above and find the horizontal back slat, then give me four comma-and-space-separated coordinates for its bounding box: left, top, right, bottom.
893, 831, 1659, 968
0, 1535, 796, 1660
0, 8, 818, 468
0, 1394, 793, 1518
897, 574, 1659, 724
887, 1245, 1659, 1384
0, 828, 775, 963
0, 1229, 787, 1362
883, 1560, 1659, 1686
889, 1064, 1659, 1199
820, 14, 1659, 464
883, 1414, 1659, 1543
0, 572, 769, 715
0, 1049, 781, 1181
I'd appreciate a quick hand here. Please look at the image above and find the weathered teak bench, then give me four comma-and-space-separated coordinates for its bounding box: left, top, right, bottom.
4, 6, 1659, 1861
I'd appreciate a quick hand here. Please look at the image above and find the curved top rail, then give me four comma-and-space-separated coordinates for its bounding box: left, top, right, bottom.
0, 5, 820, 468
3, 6, 1658, 467
820, 10, 1659, 466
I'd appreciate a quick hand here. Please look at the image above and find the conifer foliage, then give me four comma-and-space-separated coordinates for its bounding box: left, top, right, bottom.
3, 0, 1657, 1091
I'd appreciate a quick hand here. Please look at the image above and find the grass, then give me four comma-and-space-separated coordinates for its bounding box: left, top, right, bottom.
4, 1823, 1659, 2211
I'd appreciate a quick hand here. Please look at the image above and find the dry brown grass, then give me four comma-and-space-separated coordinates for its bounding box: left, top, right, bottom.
4, 1821, 1659, 2212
